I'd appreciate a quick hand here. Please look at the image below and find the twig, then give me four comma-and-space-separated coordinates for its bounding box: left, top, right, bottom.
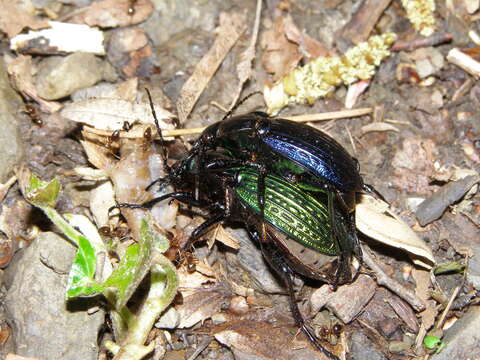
447, 48, 480, 78
436, 260, 467, 329
391, 33, 453, 52
186, 337, 213, 360
0, 175, 17, 203
362, 245, 426, 312
83, 107, 373, 139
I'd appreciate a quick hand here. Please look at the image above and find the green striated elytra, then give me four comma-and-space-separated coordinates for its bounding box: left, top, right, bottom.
235, 168, 340, 255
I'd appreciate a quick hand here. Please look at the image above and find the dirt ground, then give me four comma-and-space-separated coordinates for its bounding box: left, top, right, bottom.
0, 0, 479, 359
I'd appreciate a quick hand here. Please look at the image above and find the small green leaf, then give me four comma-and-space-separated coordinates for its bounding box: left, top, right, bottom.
66, 235, 102, 298
25, 174, 60, 208
424, 335, 442, 350
102, 219, 154, 310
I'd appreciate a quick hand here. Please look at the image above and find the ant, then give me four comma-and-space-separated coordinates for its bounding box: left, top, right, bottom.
23, 104, 42, 126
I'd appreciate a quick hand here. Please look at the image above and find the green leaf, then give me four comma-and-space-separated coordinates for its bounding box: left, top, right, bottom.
424, 335, 442, 350
25, 174, 60, 208
102, 219, 154, 310
66, 235, 103, 298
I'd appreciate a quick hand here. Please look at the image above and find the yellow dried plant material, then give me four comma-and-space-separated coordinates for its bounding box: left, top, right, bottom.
264, 33, 396, 114
401, 0, 436, 36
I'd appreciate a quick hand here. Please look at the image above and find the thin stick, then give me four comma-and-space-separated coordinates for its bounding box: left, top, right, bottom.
362, 245, 425, 312
283, 107, 372, 122
84, 107, 373, 139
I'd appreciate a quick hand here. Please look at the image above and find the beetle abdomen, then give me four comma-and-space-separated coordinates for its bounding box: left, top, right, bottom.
235, 168, 340, 255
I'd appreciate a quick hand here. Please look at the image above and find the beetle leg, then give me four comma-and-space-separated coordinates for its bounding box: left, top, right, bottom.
110, 191, 219, 213
257, 237, 339, 360
145, 88, 171, 175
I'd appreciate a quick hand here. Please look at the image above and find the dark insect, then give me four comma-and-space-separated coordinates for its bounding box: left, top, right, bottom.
111, 91, 369, 359
114, 157, 357, 359
123, 121, 132, 131
155, 111, 370, 214
144, 127, 153, 142
317, 322, 343, 345
180, 250, 198, 273
99, 225, 131, 241
24, 104, 43, 126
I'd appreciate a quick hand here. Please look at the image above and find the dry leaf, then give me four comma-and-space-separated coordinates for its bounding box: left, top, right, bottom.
283, 15, 330, 59
214, 320, 329, 360
412, 268, 437, 330
345, 80, 370, 109
356, 194, 435, 268
361, 122, 400, 135
10, 21, 105, 55
178, 267, 218, 295
70, 0, 154, 28
212, 225, 241, 250
72, 78, 139, 102
61, 98, 175, 131
228, 0, 262, 109
261, 15, 303, 80
176, 12, 247, 123
72, 167, 109, 180
0, 1, 48, 38
6, 55, 62, 113
177, 286, 230, 328
79, 138, 110, 171
90, 181, 116, 227
6, 354, 41, 360
310, 275, 376, 323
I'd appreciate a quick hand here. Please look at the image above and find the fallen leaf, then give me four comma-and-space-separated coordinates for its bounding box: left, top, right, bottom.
214, 319, 331, 360
0, 1, 48, 38
310, 275, 376, 323
361, 122, 400, 135
261, 15, 303, 80
176, 12, 247, 123
356, 194, 435, 268
177, 285, 230, 328
412, 267, 437, 347
70, 0, 154, 28
228, 0, 262, 109
345, 80, 370, 109
61, 98, 175, 132
6, 354, 41, 360
212, 225, 241, 250
283, 14, 330, 59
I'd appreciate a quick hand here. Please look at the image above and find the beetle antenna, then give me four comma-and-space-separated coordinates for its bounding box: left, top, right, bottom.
222, 91, 263, 121
145, 88, 171, 175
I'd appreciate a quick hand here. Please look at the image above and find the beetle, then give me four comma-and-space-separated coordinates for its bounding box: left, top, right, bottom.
153, 111, 369, 215
114, 156, 360, 359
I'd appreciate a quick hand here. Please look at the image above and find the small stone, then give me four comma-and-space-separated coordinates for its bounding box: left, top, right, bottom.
388, 340, 410, 353
431, 89, 444, 109
310, 275, 376, 323
0, 58, 25, 183
155, 307, 180, 329
4, 232, 104, 360
35, 52, 118, 100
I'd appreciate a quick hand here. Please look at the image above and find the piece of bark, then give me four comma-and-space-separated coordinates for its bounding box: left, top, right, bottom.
415, 175, 479, 226
339, 0, 393, 46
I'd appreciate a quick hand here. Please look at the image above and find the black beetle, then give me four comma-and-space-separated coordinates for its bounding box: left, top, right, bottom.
114, 161, 357, 359
154, 111, 369, 217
